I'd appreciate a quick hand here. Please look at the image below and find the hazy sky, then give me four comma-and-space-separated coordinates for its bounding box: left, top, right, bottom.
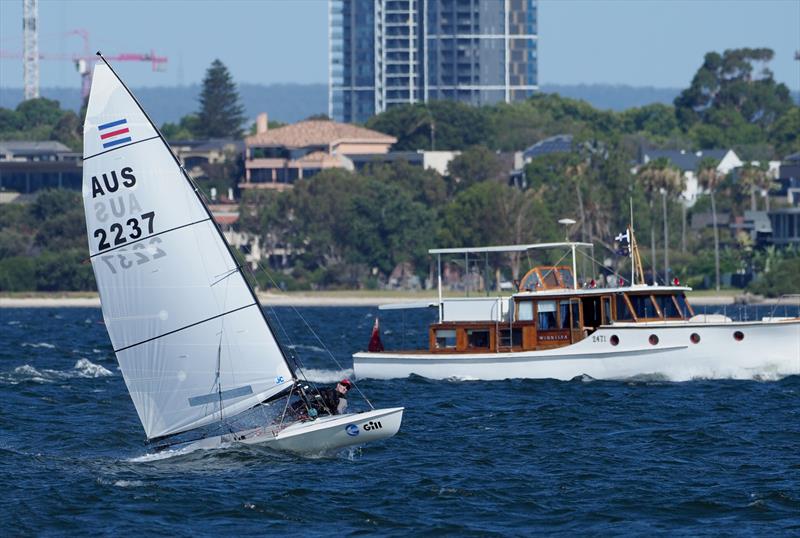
1, 0, 798, 92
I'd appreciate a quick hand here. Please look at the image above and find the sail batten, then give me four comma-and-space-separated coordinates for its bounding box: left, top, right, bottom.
113, 302, 258, 354
83, 135, 161, 161
83, 60, 293, 440
88, 217, 212, 258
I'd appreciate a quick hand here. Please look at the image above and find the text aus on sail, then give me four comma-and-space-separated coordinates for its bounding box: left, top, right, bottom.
90, 166, 166, 274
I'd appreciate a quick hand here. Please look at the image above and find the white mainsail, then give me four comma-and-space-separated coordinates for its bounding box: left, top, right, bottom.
82, 62, 294, 440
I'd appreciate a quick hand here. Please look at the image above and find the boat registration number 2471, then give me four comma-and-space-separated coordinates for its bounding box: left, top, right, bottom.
592, 335, 607, 343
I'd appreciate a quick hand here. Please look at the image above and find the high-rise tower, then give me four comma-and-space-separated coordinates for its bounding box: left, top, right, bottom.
329, 0, 538, 124
23, 0, 39, 100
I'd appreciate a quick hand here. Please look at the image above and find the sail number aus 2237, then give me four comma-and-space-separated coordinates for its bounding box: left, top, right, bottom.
94, 211, 155, 251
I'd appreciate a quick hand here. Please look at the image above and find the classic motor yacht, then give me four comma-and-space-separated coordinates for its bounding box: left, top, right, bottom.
353, 241, 800, 381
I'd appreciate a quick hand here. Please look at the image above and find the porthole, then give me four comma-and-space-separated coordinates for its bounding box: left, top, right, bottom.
690, 333, 701, 344
649, 334, 659, 345
733, 330, 744, 341
610, 335, 619, 346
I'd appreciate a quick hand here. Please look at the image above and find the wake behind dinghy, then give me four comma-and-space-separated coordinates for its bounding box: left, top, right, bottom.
82, 54, 402, 456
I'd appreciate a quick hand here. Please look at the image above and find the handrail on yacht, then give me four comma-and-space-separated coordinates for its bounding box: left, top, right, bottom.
428, 242, 593, 255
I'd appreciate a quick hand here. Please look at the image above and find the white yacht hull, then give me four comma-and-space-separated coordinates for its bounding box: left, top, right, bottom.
353, 320, 800, 381
173, 407, 404, 456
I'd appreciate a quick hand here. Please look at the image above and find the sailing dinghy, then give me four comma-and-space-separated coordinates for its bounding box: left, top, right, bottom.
82, 55, 403, 455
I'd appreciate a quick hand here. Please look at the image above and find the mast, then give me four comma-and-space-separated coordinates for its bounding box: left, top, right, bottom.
94, 53, 298, 384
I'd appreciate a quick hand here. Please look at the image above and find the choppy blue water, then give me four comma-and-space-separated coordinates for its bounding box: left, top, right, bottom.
1, 305, 799, 535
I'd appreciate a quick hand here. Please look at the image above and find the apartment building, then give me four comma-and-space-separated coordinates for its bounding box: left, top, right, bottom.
329, 0, 538, 123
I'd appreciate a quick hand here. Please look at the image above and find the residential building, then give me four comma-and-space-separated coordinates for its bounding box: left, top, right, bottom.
169, 139, 244, 180
639, 148, 743, 204
730, 211, 773, 246
242, 114, 396, 190
329, 0, 538, 123
0, 139, 244, 197
349, 149, 459, 175
775, 152, 800, 206
769, 208, 800, 246
0, 141, 81, 194
510, 134, 574, 187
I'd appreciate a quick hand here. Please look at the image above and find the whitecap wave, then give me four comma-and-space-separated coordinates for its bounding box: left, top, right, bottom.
3, 359, 113, 384
299, 367, 354, 384
10, 365, 52, 383
73, 358, 114, 378
128, 440, 233, 462
21, 342, 56, 349
286, 343, 327, 354
114, 480, 145, 488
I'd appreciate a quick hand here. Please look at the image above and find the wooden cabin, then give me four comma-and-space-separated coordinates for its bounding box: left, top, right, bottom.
428, 266, 695, 354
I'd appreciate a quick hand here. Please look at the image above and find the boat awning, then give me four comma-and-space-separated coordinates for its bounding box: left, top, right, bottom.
429, 242, 594, 255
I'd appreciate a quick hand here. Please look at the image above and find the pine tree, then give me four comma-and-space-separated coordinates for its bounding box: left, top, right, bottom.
196, 59, 245, 139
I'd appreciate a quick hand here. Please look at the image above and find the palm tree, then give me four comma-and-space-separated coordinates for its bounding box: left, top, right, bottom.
659, 166, 684, 282
697, 157, 725, 291
565, 159, 589, 242
738, 163, 761, 212
750, 163, 773, 211
638, 158, 684, 284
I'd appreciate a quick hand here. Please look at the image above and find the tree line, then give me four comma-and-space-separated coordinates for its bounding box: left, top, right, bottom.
0, 49, 798, 295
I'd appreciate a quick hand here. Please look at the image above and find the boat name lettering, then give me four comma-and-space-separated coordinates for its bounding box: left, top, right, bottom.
363, 420, 383, 431
91, 166, 136, 198
98, 237, 167, 273
93, 211, 156, 251
538, 334, 569, 341
592, 335, 607, 343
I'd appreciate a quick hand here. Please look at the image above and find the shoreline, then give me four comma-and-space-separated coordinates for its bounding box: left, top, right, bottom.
1, 292, 798, 308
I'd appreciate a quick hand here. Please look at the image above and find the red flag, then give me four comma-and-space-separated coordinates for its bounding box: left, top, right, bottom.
368, 317, 384, 352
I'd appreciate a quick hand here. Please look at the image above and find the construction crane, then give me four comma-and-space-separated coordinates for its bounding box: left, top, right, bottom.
2, 26, 168, 102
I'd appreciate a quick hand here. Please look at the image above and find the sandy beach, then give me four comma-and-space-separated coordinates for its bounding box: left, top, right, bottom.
1, 292, 797, 308
0, 292, 427, 308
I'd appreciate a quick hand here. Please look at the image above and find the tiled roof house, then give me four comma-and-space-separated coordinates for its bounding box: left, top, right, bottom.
241, 114, 396, 190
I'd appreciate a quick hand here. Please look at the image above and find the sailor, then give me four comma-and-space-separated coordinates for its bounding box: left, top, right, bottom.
313, 378, 352, 415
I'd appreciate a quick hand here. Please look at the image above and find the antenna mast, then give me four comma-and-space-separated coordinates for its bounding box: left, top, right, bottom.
22, 0, 39, 100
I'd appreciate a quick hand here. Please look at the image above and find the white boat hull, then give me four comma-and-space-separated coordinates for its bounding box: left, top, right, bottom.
354, 320, 800, 381
173, 407, 404, 456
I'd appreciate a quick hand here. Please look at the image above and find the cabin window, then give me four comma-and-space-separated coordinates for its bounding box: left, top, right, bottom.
558, 268, 574, 289
675, 294, 693, 318
629, 294, 659, 319
537, 301, 557, 329
520, 272, 541, 291
560, 301, 581, 329
498, 328, 522, 347
615, 294, 634, 321
571, 301, 581, 329
542, 270, 559, 288
582, 297, 602, 328
656, 295, 681, 319
602, 297, 612, 325
435, 329, 457, 349
518, 301, 533, 321
467, 329, 490, 349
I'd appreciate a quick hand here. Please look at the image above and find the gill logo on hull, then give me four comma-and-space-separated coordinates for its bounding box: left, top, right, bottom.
345, 424, 359, 436
363, 420, 383, 431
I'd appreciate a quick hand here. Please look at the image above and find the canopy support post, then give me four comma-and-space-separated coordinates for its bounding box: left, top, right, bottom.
437, 253, 443, 323
571, 243, 578, 290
